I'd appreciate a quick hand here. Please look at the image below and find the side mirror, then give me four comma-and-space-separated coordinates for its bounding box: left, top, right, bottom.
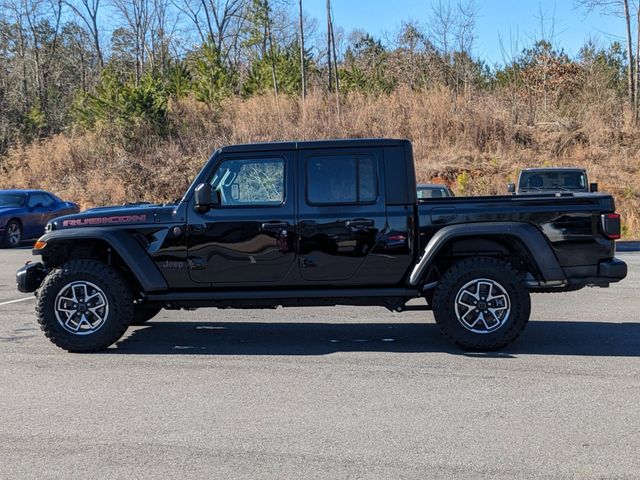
194, 183, 220, 212
589, 182, 598, 193
507, 183, 516, 194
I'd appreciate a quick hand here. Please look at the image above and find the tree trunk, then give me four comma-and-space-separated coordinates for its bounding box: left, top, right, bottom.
623, 0, 635, 118
635, 5, 640, 124
264, 3, 279, 105
326, 0, 332, 92
92, 13, 104, 68
329, 4, 339, 116
298, 0, 306, 116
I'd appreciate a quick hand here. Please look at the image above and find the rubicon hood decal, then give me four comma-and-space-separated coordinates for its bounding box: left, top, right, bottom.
62, 214, 147, 227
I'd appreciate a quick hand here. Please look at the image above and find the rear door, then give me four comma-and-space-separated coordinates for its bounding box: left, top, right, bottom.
297, 147, 387, 283
186, 150, 297, 285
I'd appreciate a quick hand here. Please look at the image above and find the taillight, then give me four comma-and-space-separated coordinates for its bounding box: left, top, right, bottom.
601, 213, 621, 240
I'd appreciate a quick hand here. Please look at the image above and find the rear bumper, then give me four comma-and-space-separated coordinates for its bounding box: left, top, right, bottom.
16, 262, 47, 293
598, 257, 627, 281
564, 257, 627, 287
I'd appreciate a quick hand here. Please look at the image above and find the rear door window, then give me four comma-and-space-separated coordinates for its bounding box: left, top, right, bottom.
307, 154, 378, 204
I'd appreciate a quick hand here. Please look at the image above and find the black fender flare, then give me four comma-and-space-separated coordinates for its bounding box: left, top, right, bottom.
34, 228, 168, 292
409, 222, 565, 285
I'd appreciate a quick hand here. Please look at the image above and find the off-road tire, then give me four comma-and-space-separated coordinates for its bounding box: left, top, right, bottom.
36, 260, 133, 352
130, 304, 162, 325
2, 220, 22, 248
432, 256, 531, 351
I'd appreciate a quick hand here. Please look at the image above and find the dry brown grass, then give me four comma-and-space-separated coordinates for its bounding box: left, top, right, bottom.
1, 87, 639, 237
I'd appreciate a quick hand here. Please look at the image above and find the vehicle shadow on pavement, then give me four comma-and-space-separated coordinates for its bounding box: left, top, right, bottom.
109, 320, 640, 357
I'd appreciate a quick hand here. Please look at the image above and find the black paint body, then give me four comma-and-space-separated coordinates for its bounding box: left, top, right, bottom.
29, 139, 625, 303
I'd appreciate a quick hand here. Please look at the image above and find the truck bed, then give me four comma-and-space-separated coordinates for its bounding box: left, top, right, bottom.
417, 193, 617, 270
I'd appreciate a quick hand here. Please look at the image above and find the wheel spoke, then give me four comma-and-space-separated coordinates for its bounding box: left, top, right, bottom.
64, 315, 80, 331
479, 312, 491, 330
77, 313, 92, 330
85, 292, 101, 303
88, 307, 106, 322
488, 308, 503, 324
460, 288, 479, 301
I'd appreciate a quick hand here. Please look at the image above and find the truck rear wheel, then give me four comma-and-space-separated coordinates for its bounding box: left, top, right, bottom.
432, 257, 531, 351
36, 260, 133, 352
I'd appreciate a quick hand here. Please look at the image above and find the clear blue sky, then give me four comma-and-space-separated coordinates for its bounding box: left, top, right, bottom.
302, 0, 626, 65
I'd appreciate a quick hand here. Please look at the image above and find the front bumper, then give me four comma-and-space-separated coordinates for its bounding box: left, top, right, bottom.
16, 262, 47, 293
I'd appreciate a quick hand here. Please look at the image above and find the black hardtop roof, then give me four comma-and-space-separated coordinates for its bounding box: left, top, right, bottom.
520, 167, 586, 173
219, 138, 410, 153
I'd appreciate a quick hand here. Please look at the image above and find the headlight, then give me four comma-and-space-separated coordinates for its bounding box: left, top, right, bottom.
45, 222, 53, 232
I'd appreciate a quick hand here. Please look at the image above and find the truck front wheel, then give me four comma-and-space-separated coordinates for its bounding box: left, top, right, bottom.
432, 257, 531, 351
36, 260, 133, 352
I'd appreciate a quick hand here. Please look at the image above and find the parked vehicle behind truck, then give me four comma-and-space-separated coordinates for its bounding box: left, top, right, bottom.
17, 139, 627, 353
507, 167, 598, 195
417, 183, 454, 199
1, 190, 79, 248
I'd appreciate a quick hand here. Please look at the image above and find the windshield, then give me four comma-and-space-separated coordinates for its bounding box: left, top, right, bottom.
519, 171, 586, 191
0, 193, 26, 207
417, 186, 450, 199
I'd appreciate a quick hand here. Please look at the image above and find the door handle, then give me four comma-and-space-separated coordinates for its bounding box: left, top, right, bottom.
345, 219, 374, 229
261, 222, 289, 232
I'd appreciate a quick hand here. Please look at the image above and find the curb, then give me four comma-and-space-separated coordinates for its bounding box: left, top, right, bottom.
617, 241, 640, 252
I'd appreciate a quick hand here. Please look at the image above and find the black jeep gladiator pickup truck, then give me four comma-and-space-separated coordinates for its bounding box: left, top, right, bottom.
17, 139, 627, 352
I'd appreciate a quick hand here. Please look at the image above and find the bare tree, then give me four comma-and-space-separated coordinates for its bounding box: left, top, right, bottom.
428, 0, 455, 86
148, 0, 179, 74
173, 0, 246, 65
64, 0, 103, 67
111, 0, 153, 84
576, 0, 638, 121
428, 0, 478, 96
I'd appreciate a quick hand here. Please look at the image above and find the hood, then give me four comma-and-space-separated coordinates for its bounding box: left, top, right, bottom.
49, 203, 161, 231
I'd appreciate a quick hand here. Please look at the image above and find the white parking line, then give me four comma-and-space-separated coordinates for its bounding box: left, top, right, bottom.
0, 297, 34, 306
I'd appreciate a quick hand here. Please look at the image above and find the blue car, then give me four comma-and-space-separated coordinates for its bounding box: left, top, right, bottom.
0, 190, 80, 248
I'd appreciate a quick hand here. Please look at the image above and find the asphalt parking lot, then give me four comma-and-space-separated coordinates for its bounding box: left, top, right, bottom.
1, 248, 639, 479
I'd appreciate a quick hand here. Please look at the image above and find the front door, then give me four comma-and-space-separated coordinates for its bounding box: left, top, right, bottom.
187, 151, 296, 285
297, 148, 387, 283
25, 192, 54, 238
